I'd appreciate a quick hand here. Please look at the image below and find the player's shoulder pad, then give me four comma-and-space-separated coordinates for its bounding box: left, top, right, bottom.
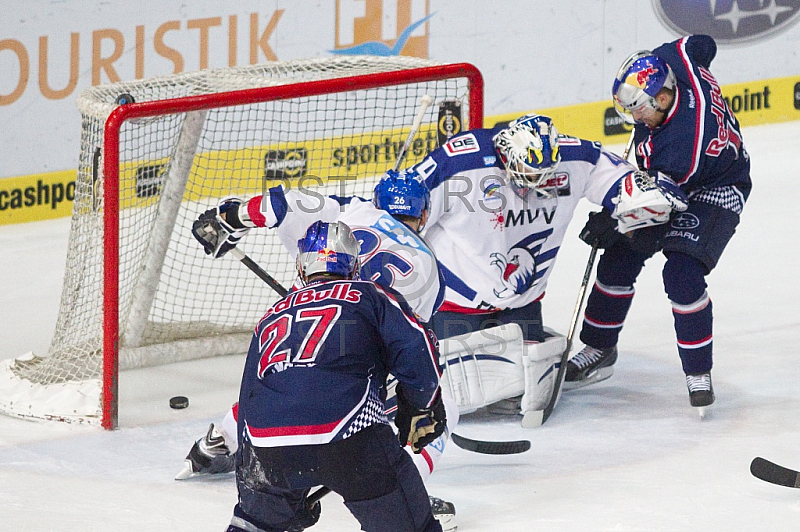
421, 128, 502, 190
557, 135, 602, 165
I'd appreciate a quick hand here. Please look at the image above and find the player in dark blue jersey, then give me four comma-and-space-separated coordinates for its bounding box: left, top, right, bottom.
570, 35, 751, 413
226, 220, 445, 532
185, 172, 459, 530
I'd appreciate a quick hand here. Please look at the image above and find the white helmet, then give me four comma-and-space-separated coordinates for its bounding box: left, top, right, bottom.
493, 114, 561, 191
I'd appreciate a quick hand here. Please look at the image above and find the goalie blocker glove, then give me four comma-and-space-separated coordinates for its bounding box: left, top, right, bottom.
395, 387, 446, 454
613, 170, 688, 232
579, 209, 623, 249
192, 197, 252, 258
580, 209, 669, 257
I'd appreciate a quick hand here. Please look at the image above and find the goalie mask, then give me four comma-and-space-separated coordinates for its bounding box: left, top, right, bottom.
493, 114, 561, 192
296, 221, 360, 285
612, 51, 676, 125
373, 168, 430, 219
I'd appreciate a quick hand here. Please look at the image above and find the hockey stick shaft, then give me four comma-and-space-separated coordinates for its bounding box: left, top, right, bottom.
392, 95, 434, 171
521, 245, 597, 428
229, 247, 288, 298
522, 129, 637, 428
308, 486, 332, 505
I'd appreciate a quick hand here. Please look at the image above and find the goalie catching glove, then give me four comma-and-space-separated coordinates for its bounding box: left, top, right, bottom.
612, 170, 688, 232
394, 386, 446, 454
191, 197, 252, 258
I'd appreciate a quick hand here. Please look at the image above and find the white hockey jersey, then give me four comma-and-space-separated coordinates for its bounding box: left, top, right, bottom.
240, 189, 444, 322
411, 126, 636, 312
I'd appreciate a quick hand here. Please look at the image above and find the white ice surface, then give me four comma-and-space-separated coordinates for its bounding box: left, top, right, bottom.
2, 121, 800, 531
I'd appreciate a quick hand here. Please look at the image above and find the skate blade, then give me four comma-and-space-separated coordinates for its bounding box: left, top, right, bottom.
174, 461, 196, 480
563, 367, 614, 391
695, 405, 712, 420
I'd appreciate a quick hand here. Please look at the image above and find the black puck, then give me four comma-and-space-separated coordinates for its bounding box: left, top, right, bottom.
169, 396, 189, 409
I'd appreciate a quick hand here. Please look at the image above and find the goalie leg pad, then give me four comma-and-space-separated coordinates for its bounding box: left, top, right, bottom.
520, 328, 567, 414
438, 323, 525, 414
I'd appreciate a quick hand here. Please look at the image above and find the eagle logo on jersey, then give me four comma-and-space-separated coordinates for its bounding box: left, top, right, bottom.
489, 229, 554, 298
490, 248, 537, 298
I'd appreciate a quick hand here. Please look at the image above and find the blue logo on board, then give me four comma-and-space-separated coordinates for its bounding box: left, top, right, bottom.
653, 0, 800, 45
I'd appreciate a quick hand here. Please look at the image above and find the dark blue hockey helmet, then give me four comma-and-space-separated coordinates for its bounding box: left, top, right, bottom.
373, 168, 430, 219
296, 221, 360, 284
612, 51, 676, 124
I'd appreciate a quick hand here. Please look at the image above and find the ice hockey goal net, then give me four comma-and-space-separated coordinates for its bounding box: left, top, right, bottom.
0, 56, 482, 429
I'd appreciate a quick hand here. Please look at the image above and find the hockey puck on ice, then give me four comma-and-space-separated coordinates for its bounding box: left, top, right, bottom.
169, 396, 189, 409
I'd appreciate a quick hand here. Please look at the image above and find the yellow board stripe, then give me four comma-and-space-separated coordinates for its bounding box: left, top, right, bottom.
2, 75, 798, 225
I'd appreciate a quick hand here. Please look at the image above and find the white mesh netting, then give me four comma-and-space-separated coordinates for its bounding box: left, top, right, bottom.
0, 55, 478, 425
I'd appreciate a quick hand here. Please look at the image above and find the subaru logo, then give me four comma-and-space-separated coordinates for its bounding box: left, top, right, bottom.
653, 0, 800, 45
671, 212, 700, 229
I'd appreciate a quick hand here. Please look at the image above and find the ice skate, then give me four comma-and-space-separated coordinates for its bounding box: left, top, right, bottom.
686, 373, 714, 418
564, 346, 617, 390
430, 496, 457, 531
175, 423, 235, 480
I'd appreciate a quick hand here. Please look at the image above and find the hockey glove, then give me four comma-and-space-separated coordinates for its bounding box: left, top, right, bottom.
395, 387, 446, 454
579, 210, 623, 249
192, 197, 251, 258
624, 223, 668, 257
613, 171, 688, 232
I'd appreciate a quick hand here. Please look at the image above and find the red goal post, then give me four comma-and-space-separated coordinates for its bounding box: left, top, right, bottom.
0, 56, 483, 429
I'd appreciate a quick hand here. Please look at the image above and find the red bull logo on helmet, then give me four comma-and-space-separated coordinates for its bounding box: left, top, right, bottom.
626, 64, 658, 89
318, 248, 339, 262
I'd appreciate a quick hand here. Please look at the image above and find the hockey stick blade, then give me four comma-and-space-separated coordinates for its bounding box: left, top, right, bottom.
451, 432, 530, 455
520, 409, 545, 429
750, 457, 800, 488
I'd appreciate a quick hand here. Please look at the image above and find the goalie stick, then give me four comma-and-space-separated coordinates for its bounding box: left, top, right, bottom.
750, 457, 800, 488
393, 94, 434, 171
522, 129, 637, 428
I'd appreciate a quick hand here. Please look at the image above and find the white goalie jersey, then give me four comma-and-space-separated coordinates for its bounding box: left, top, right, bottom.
240, 187, 445, 323
413, 127, 636, 312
